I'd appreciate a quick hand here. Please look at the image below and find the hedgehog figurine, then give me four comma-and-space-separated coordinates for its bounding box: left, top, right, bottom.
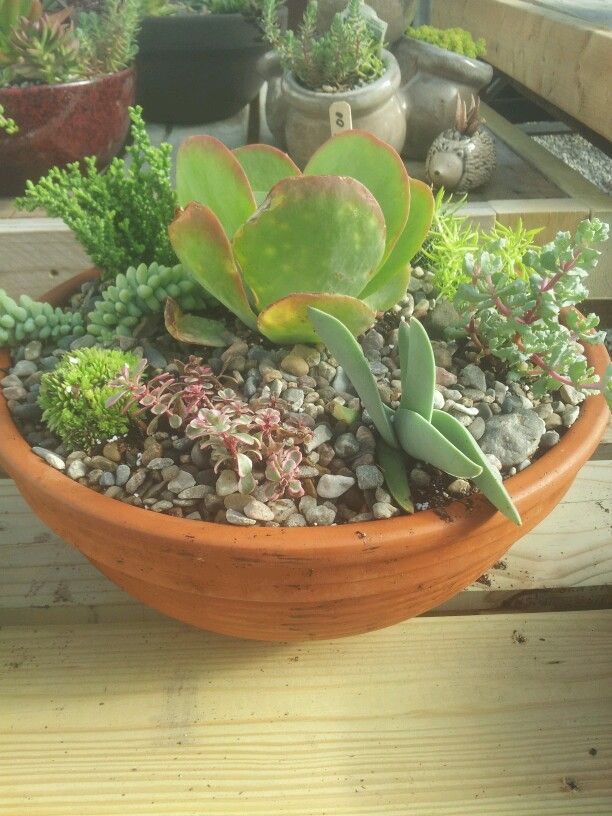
425, 97, 496, 192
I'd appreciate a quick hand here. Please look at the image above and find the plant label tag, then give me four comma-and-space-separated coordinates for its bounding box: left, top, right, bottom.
329, 101, 353, 136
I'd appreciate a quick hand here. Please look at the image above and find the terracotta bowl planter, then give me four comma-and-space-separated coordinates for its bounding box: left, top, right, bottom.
0, 67, 135, 197
0, 272, 609, 641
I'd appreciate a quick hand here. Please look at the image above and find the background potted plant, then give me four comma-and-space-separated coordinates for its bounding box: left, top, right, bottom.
392, 24, 493, 158
316, 0, 417, 46
0, 0, 139, 196
260, 0, 406, 166
136, 0, 276, 124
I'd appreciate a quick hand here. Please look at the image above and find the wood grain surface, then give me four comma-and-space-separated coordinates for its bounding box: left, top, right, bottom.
1, 611, 611, 815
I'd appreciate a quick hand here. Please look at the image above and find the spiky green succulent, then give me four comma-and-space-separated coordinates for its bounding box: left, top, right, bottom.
0, 289, 85, 346
169, 130, 434, 346
87, 263, 205, 341
38, 347, 137, 450
309, 309, 521, 525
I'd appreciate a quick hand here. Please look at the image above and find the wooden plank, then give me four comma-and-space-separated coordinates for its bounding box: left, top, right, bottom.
1, 457, 610, 625
431, 0, 612, 141
489, 198, 591, 242
0, 611, 610, 815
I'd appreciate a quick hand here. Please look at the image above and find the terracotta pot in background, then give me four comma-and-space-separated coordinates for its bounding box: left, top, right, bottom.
392, 37, 493, 159
0, 272, 608, 641
260, 49, 406, 168
0, 67, 135, 197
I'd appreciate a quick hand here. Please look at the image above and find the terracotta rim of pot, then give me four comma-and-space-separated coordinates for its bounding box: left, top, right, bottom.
0, 269, 609, 562
0, 65, 135, 98
282, 50, 402, 114
400, 37, 493, 85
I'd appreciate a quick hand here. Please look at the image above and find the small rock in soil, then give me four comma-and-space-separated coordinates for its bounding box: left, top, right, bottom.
479, 413, 546, 468
317, 474, 355, 498
32, 447, 65, 470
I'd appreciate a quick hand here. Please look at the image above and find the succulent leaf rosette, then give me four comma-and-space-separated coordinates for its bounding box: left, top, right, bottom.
168, 130, 434, 346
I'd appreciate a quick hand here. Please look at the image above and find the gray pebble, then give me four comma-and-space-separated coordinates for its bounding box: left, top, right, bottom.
151, 500, 174, 512
284, 387, 305, 410
23, 340, 42, 361
410, 467, 431, 487
356, 464, 384, 490
99, 471, 115, 488
286, 513, 307, 527
243, 498, 275, 522
562, 405, 580, 428
177, 485, 210, 500
372, 501, 399, 519
115, 464, 131, 486
167, 470, 196, 494
559, 384, 583, 405
67, 459, 87, 479
540, 430, 560, 450
307, 505, 337, 526
125, 469, 147, 494
305, 424, 333, 452
468, 416, 486, 441
460, 363, 487, 392
32, 447, 65, 470
479, 413, 546, 467
146, 457, 175, 470
226, 508, 256, 526
334, 432, 360, 459
317, 474, 355, 499
12, 360, 37, 377
448, 478, 471, 496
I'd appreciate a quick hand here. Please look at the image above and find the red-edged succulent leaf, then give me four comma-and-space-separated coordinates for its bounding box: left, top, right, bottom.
168, 202, 258, 330
361, 178, 435, 312
176, 135, 256, 238
233, 144, 300, 203
304, 130, 411, 259
257, 292, 376, 345
233, 175, 386, 312
164, 298, 235, 347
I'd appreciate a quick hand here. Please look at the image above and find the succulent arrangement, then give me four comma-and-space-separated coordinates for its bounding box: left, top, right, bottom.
0, 109, 609, 533
0, 0, 140, 86
262, 0, 386, 92
405, 25, 486, 59
426, 96, 496, 192
169, 129, 434, 344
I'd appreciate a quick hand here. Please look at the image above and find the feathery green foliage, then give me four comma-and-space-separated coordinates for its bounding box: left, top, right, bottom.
423, 189, 542, 299
0, 101, 17, 132
38, 347, 137, 449
17, 107, 177, 279
452, 218, 610, 402
406, 25, 486, 58
262, 0, 385, 91
309, 309, 521, 524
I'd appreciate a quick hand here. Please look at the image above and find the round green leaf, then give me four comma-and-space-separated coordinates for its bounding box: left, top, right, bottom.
233, 144, 300, 198
258, 293, 376, 345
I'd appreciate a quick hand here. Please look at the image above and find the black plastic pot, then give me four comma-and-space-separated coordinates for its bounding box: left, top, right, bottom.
136, 13, 268, 124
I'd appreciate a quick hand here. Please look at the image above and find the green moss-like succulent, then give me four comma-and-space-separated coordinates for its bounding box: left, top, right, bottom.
87, 262, 204, 341
0, 102, 17, 134
0, 289, 84, 346
38, 347, 137, 450
406, 25, 486, 58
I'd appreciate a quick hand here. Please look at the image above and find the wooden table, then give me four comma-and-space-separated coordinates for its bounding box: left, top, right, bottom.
432, 0, 612, 142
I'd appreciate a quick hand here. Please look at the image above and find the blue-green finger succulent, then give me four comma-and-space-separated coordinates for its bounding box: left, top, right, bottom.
309, 309, 521, 525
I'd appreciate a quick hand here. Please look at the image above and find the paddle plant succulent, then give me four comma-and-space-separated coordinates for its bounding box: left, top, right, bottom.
309, 309, 521, 525
168, 130, 434, 346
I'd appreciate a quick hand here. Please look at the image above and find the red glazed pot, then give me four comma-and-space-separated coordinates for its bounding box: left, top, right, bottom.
0, 67, 135, 197
0, 272, 609, 641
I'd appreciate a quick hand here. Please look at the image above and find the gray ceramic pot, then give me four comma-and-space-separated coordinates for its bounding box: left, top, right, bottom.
259, 49, 406, 168
316, 0, 418, 45
392, 37, 493, 159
